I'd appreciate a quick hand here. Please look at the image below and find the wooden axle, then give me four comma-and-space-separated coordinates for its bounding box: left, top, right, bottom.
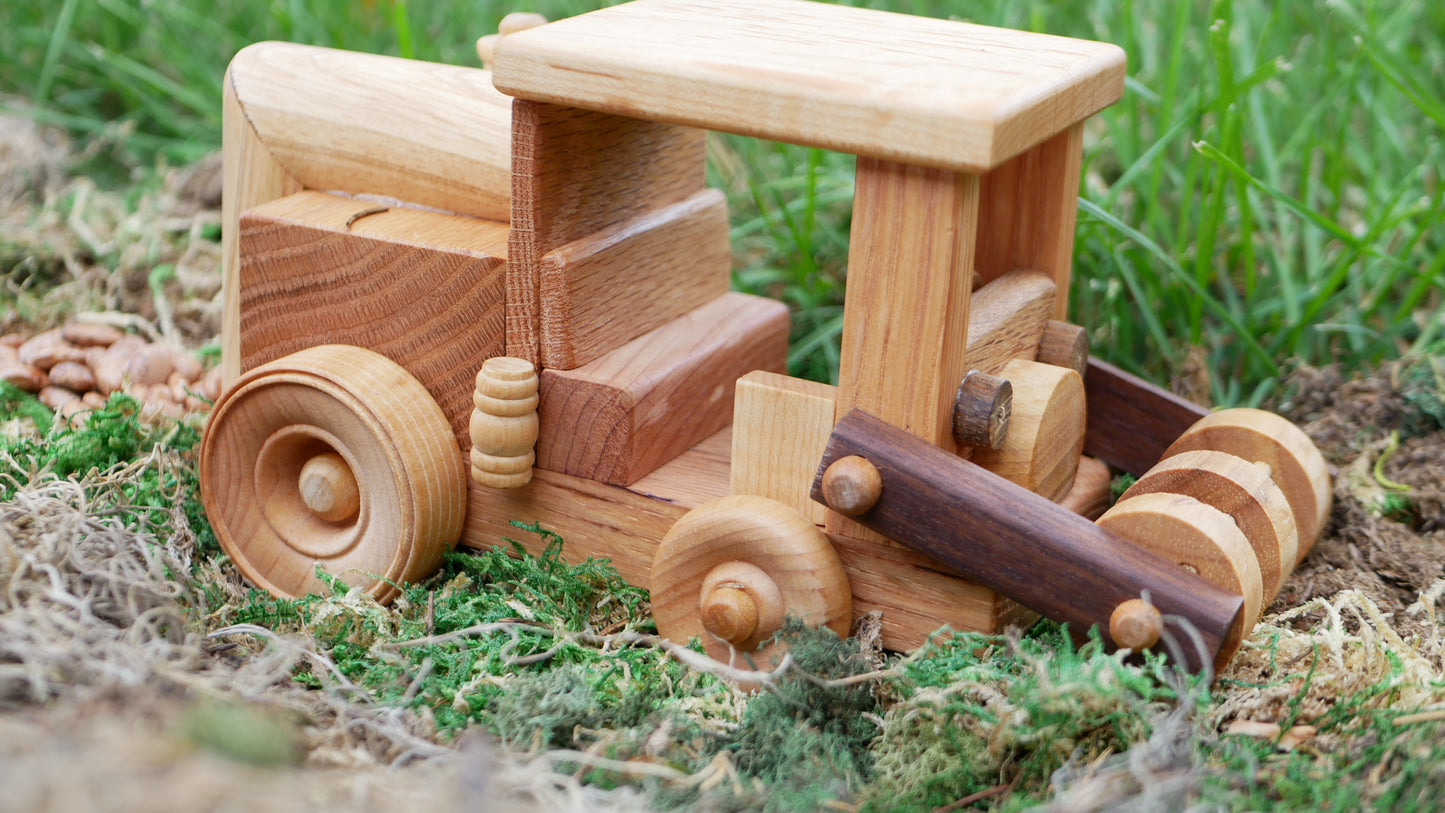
813, 408, 1244, 673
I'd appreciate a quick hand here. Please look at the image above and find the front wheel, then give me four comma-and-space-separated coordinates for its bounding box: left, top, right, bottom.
200, 345, 465, 604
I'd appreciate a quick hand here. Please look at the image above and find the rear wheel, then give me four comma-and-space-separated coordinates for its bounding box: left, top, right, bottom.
200, 345, 465, 604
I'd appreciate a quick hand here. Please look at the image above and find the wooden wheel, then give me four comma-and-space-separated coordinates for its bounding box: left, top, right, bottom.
1121, 449, 1299, 599
1098, 491, 1263, 669
651, 495, 851, 669
200, 345, 466, 604
970, 358, 1084, 502
1163, 408, 1331, 562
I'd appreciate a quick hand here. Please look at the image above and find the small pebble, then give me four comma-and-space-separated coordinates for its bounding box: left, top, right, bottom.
61, 322, 124, 348
1, 363, 47, 393
48, 361, 96, 393
126, 344, 175, 386
39, 386, 81, 410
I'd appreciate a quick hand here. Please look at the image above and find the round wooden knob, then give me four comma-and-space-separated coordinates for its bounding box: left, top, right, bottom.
697, 560, 785, 648
1164, 408, 1331, 562
298, 452, 360, 522
821, 455, 882, 516
651, 495, 851, 670
1109, 598, 1163, 650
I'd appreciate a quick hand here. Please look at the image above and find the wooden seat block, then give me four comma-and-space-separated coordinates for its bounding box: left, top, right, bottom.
534, 292, 787, 486
730, 371, 838, 525
491, 0, 1125, 172
963, 267, 1057, 376
1163, 408, 1332, 560
1098, 491, 1264, 669
970, 359, 1085, 502
1121, 449, 1299, 599
508, 100, 708, 365
538, 189, 731, 369
238, 190, 510, 446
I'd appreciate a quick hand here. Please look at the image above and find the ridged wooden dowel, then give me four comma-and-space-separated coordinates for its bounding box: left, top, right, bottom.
812, 408, 1243, 673
469, 357, 539, 488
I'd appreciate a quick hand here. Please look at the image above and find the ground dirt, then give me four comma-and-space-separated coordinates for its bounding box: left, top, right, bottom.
1, 112, 1442, 811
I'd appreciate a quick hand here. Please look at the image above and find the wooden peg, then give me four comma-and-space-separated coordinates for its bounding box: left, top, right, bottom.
1109, 598, 1162, 650
478, 13, 549, 68
953, 370, 1012, 450
469, 357, 539, 489
1036, 320, 1089, 378
1058, 454, 1112, 520
298, 452, 361, 523
820, 455, 882, 516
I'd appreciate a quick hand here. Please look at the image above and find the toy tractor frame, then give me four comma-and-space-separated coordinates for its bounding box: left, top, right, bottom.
203, 0, 1330, 674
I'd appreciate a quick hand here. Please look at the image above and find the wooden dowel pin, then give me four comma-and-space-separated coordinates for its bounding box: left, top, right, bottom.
1036, 320, 1089, 378
820, 454, 882, 516
469, 356, 540, 488
953, 370, 1012, 450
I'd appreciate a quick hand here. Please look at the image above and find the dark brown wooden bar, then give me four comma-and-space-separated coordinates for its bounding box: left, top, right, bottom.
812, 408, 1243, 673
1083, 358, 1210, 476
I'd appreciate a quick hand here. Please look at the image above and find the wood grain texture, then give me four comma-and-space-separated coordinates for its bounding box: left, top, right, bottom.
201, 346, 466, 605
491, 0, 1125, 172
1058, 454, 1112, 520
970, 359, 1085, 502
953, 371, 1012, 450
1037, 320, 1090, 378
226, 42, 512, 220
974, 123, 1086, 315
1098, 491, 1263, 669
221, 69, 300, 386
729, 371, 837, 525
963, 268, 1057, 376
535, 292, 787, 486
1162, 408, 1332, 561
508, 100, 707, 364
812, 408, 1244, 672
1082, 358, 1210, 476
469, 357, 540, 489
237, 191, 509, 448
1122, 449, 1298, 599
834, 158, 977, 452
538, 189, 730, 369
651, 495, 851, 667
461, 435, 1025, 650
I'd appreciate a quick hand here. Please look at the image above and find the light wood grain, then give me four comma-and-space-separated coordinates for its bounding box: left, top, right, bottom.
1058, 454, 1112, 520
221, 70, 300, 386
1098, 491, 1263, 669
508, 100, 707, 364
491, 0, 1125, 172
1037, 320, 1090, 378
236, 191, 509, 447
200, 345, 466, 605
975, 123, 1085, 314
729, 371, 837, 525
1122, 449, 1299, 598
651, 495, 851, 667
1163, 408, 1332, 562
461, 438, 1024, 650
226, 42, 512, 220
963, 268, 1057, 376
535, 292, 787, 486
538, 189, 730, 369
971, 359, 1085, 502
469, 357, 540, 489
834, 158, 977, 451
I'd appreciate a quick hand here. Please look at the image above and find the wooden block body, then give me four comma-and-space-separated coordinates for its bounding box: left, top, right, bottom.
508, 100, 708, 365
538, 189, 730, 369
729, 371, 839, 524
534, 292, 788, 486
462, 427, 1030, 652
237, 191, 510, 447
492, 0, 1125, 172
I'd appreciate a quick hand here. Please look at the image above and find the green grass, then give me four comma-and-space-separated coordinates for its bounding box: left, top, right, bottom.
2, 0, 1441, 399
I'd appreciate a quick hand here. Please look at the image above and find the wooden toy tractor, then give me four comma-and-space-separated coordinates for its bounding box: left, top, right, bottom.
203, 0, 1330, 674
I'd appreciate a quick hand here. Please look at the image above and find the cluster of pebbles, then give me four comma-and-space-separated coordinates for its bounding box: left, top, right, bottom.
0, 322, 221, 426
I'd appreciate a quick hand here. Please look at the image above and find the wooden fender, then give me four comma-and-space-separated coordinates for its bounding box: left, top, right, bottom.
200, 345, 466, 604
